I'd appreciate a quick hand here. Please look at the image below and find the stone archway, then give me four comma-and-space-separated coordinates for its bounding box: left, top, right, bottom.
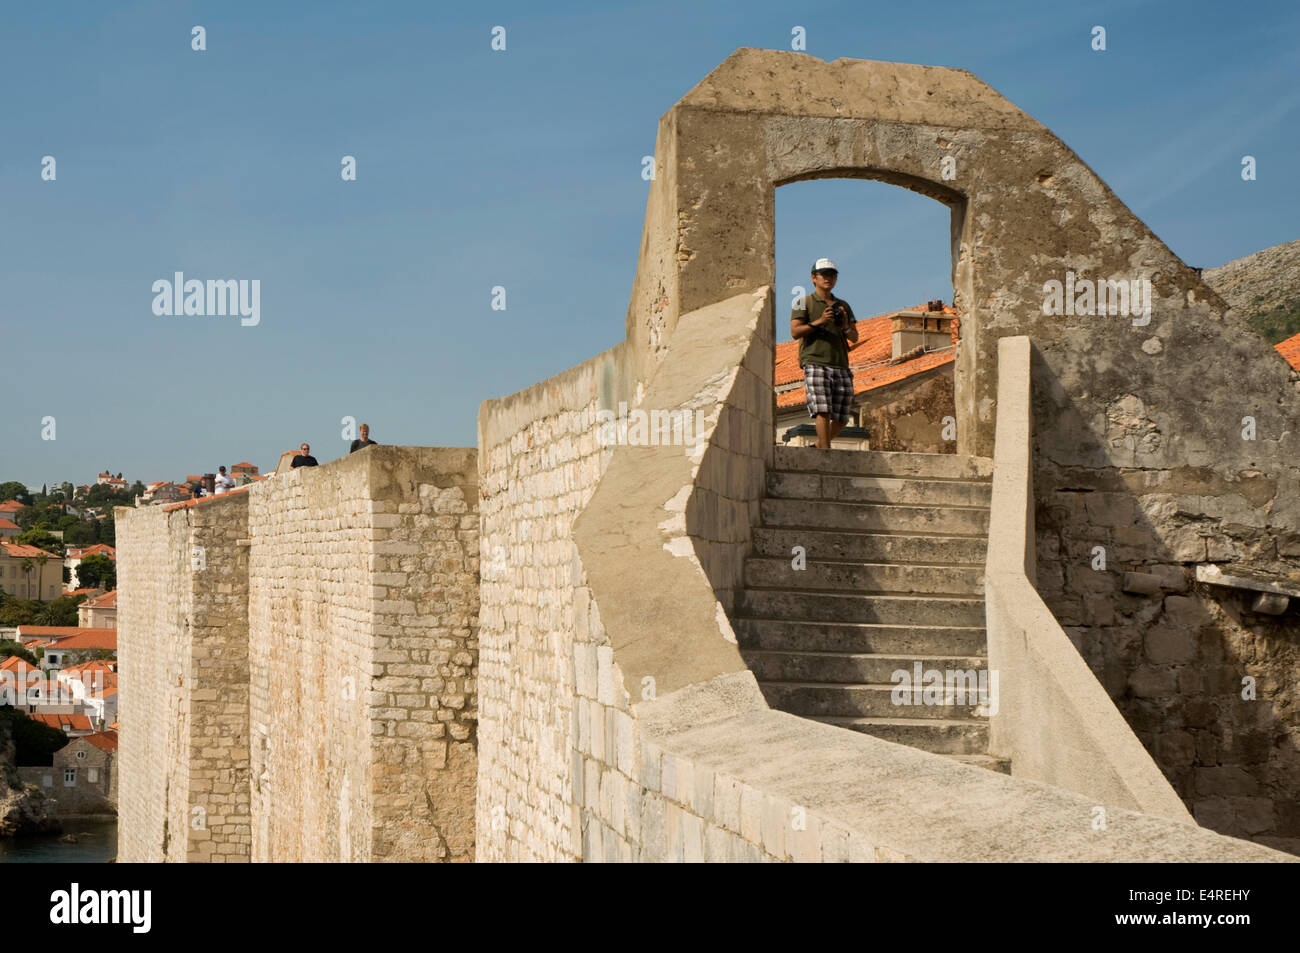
621, 47, 1224, 460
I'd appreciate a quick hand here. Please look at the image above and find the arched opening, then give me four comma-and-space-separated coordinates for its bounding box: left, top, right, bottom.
773, 173, 969, 453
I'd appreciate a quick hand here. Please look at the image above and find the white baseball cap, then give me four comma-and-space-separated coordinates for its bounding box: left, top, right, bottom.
813, 258, 838, 272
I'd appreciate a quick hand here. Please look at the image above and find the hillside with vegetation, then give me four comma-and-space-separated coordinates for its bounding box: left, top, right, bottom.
1203, 238, 1300, 345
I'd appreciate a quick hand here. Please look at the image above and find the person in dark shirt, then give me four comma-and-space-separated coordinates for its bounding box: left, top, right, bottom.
791, 257, 859, 449
350, 423, 378, 454
290, 443, 319, 468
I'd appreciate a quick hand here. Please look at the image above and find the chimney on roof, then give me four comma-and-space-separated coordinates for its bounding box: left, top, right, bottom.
889, 302, 955, 360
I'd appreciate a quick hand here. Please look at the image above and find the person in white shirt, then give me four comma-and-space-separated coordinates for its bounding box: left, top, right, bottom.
214, 466, 236, 494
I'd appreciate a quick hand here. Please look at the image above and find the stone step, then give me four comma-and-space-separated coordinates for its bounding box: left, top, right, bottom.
807, 715, 989, 755
766, 471, 993, 507
757, 681, 986, 719
742, 648, 987, 684
773, 446, 993, 482
761, 498, 989, 537
948, 754, 1012, 774
752, 527, 986, 565
735, 618, 988, 656
744, 556, 983, 596
737, 589, 986, 627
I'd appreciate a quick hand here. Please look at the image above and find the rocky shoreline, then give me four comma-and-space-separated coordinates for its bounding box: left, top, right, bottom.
0, 729, 60, 837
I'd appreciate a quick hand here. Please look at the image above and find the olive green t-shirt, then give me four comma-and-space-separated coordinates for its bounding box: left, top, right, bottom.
793, 294, 855, 368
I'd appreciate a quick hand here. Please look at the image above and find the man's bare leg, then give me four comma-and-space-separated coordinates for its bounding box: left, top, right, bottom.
828, 419, 847, 442
814, 414, 832, 448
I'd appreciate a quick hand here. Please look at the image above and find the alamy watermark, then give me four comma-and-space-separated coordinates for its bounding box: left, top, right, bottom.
1042, 272, 1151, 326
152, 272, 260, 326
596, 402, 709, 448
891, 663, 1000, 716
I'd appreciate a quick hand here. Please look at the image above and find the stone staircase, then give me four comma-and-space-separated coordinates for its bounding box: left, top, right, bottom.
734, 445, 1009, 772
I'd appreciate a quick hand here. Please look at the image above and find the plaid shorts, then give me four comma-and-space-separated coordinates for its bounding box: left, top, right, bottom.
803, 364, 853, 422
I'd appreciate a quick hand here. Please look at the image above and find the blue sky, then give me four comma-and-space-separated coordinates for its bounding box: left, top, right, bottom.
2, 0, 1296, 488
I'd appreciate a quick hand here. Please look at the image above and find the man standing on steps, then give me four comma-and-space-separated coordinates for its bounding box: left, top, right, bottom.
791, 258, 858, 449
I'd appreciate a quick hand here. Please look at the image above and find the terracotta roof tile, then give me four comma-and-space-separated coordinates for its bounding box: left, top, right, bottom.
15, 627, 117, 650
1276, 331, 1300, 371
67, 544, 116, 559
777, 304, 959, 410
25, 712, 94, 733
80, 590, 117, 610
85, 730, 119, 752
1, 542, 56, 558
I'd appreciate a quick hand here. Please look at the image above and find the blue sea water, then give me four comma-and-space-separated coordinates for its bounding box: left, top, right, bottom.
0, 820, 117, 863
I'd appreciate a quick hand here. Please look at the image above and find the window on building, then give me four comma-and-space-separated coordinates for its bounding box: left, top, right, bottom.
48, 585, 56, 598
87, 767, 99, 783
63, 769, 76, 786
76, 750, 86, 760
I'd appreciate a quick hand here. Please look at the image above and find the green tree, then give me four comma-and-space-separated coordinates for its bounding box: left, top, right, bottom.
0, 640, 38, 666
0, 707, 69, 766
0, 597, 41, 627
33, 596, 79, 626
0, 481, 31, 505
12, 528, 64, 557
76, 554, 116, 590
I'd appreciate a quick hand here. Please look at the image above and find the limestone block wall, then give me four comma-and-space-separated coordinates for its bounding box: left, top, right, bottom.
19, 740, 116, 815
247, 447, 478, 862
115, 492, 250, 862
478, 287, 1292, 863
613, 48, 1299, 856
856, 367, 957, 453
475, 342, 634, 861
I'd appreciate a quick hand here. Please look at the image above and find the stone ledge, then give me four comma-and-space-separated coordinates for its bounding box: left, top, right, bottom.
644, 675, 1292, 863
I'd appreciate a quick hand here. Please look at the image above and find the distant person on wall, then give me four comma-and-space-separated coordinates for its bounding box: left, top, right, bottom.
791, 258, 858, 449
290, 443, 319, 468
214, 466, 235, 494
350, 423, 378, 454
192, 482, 204, 499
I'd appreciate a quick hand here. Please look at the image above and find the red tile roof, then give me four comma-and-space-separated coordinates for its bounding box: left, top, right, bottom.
64, 587, 101, 598
0, 656, 39, 677
231, 462, 257, 469
67, 544, 116, 560
25, 712, 94, 733
85, 730, 119, 753
58, 669, 118, 699
16, 627, 117, 650
776, 304, 959, 411
1276, 332, 1300, 371
0, 500, 25, 513
58, 659, 117, 678
1, 542, 56, 558
0, 517, 18, 530
80, 590, 117, 610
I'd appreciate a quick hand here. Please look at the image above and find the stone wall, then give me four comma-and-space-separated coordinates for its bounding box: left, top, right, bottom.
117, 446, 478, 863
613, 48, 1300, 855
477, 287, 1290, 862
475, 342, 634, 860
19, 738, 115, 815
857, 366, 955, 453
247, 447, 477, 862
115, 491, 250, 862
